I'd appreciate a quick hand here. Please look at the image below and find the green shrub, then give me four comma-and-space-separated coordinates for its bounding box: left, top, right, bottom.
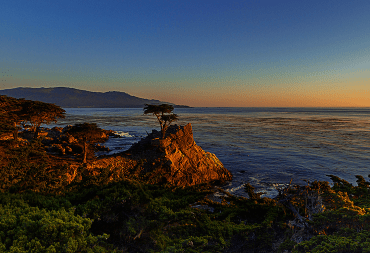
0, 140, 71, 194
0, 198, 115, 252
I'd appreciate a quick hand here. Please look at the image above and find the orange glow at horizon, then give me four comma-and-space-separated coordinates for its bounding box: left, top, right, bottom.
128, 79, 370, 108
3, 74, 369, 108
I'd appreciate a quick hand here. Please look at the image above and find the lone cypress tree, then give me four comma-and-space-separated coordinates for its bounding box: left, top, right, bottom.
143, 104, 178, 139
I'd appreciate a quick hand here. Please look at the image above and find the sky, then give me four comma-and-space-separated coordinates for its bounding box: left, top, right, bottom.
1, 0, 369, 107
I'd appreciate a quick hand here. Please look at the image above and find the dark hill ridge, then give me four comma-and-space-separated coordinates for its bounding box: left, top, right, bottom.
0, 87, 190, 108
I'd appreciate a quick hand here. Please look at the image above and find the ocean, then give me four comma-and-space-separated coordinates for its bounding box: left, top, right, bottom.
52, 107, 370, 198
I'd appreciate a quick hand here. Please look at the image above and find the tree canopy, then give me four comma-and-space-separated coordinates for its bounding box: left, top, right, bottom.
1, 96, 27, 140
21, 100, 66, 138
143, 104, 178, 139
0, 96, 21, 137
65, 123, 106, 164
0, 95, 65, 140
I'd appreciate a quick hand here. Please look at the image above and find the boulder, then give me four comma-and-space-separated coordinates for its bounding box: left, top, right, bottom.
45, 127, 63, 139
127, 123, 232, 187
60, 134, 78, 144
95, 143, 110, 151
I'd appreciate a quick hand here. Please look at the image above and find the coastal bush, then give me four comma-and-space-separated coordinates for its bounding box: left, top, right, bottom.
292, 232, 370, 253
0, 140, 71, 194
65, 177, 217, 252
57, 171, 291, 252
193, 186, 291, 251
285, 175, 370, 252
0, 195, 115, 252
0, 191, 72, 211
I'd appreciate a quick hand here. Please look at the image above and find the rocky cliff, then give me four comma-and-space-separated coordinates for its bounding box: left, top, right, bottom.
125, 123, 232, 187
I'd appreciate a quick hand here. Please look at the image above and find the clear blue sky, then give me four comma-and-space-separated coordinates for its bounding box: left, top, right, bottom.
1, 0, 369, 106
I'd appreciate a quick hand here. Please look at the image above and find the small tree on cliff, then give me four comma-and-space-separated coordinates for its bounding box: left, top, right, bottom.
144, 104, 178, 139
65, 123, 106, 164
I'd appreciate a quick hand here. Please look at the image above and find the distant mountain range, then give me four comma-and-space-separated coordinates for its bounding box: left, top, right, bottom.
0, 87, 190, 108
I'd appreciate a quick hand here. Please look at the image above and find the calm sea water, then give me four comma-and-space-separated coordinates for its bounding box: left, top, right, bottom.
51, 107, 370, 198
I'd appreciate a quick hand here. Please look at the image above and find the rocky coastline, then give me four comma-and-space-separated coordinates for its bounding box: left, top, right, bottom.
7, 122, 232, 187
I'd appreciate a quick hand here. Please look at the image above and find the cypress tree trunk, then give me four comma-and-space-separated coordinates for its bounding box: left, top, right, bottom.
162, 125, 167, 139
34, 126, 40, 139
83, 141, 88, 164
12, 122, 18, 141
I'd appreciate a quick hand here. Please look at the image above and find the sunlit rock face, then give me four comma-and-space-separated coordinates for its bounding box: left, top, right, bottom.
128, 123, 232, 187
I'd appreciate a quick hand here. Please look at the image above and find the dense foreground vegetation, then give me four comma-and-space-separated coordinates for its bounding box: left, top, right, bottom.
1, 139, 370, 252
